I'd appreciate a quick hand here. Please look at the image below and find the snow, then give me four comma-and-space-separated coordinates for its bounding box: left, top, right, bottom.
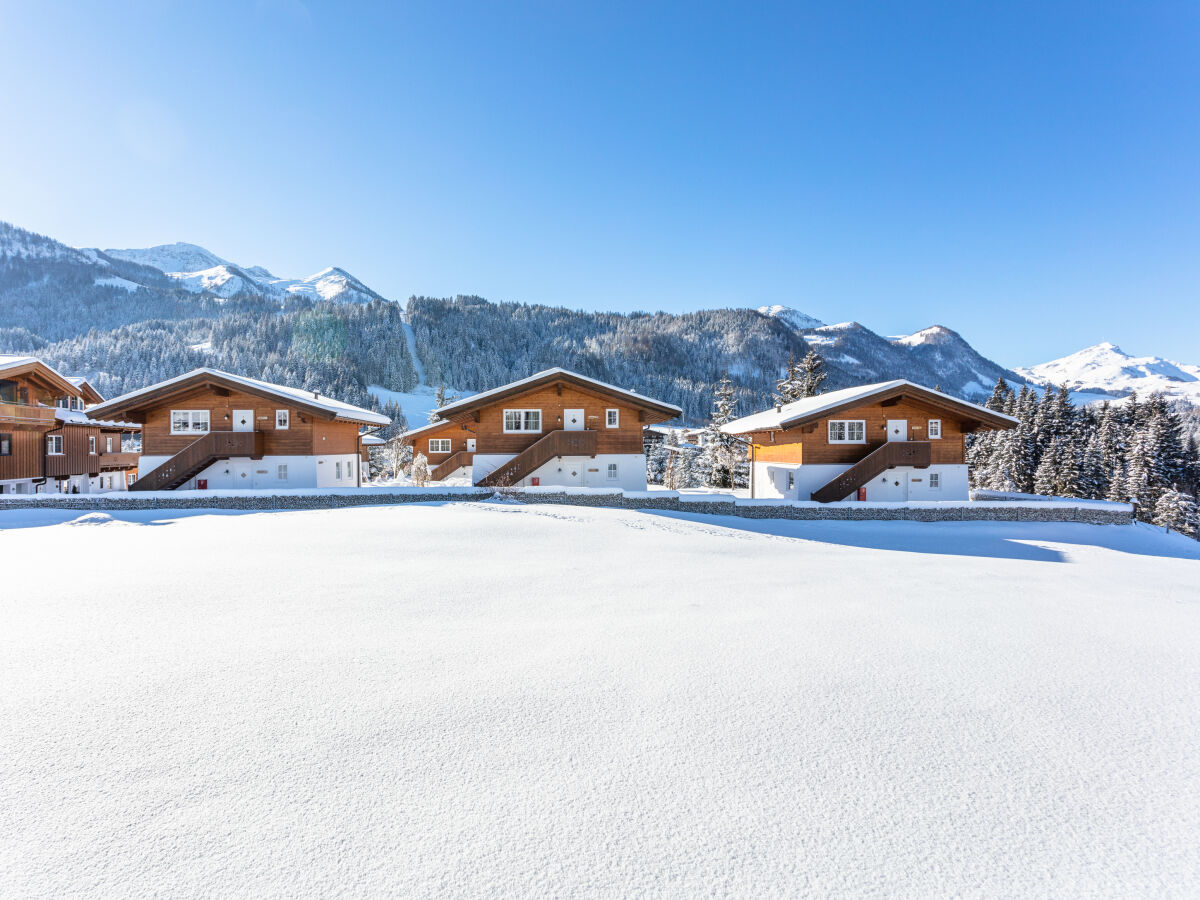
893, 325, 955, 346
88, 367, 391, 426
93, 275, 140, 292
720, 378, 1019, 433
1019, 342, 1200, 405
368, 384, 450, 426
105, 242, 230, 274
756, 304, 824, 330
1, 504, 1197, 896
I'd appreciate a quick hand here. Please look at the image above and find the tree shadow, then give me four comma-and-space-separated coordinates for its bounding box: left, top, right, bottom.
637, 510, 1200, 563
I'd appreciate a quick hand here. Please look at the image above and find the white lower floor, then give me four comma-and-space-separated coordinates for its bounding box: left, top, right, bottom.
137, 453, 362, 490
1, 473, 132, 495
752, 462, 970, 502
470, 453, 648, 491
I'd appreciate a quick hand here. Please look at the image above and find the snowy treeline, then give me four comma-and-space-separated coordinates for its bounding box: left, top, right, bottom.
968, 378, 1200, 534
2, 302, 419, 412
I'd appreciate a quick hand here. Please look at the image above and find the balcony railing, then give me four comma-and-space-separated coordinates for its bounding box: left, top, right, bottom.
0, 400, 57, 427
98, 451, 140, 469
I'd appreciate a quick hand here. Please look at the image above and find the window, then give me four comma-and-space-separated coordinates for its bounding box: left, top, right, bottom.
127, 472, 136, 486
335, 461, 342, 480
503, 409, 542, 433
277, 464, 288, 481
429, 438, 452, 454
275, 410, 289, 430
88, 436, 96, 454
606, 409, 619, 428
170, 410, 210, 435
106, 436, 113, 453
0, 433, 10, 456
607, 463, 619, 481
828, 420, 866, 443
0, 379, 17, 403
57, 396, 69, 409
787, 471, 795, 491
47, 434, 63, 455
929, 472, 941, 489
928, 419, 942, 439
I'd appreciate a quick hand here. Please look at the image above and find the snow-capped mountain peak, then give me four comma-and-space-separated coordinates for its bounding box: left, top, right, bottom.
105, 242, 231, 275
1018, 343, 1200, 401
757, 305, 825, 330
102, 243, 388, 306
893, 325, 960, 347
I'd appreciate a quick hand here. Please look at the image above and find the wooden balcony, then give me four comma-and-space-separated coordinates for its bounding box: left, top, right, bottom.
477, 429, 597, 487
98, 451, 140, 470
810, 440, 931, 503
0, 401, 57, 429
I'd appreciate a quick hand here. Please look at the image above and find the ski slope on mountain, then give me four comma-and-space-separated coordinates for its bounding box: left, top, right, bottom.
2, 504, 1198, 897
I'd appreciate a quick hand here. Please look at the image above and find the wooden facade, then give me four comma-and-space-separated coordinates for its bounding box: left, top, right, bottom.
746, 397, 969, 466
1, 357, 140, 491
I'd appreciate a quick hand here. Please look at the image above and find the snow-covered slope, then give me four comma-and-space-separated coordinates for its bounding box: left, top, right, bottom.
890, 325, 1025, 398
104, 243, 388, 305
1019, 343, 1200, 404
756, 304, 824, 330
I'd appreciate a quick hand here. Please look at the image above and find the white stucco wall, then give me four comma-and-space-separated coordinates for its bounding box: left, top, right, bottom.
471, 453, 648, 490
139, 454, 360, 490
752, 462, 970, 502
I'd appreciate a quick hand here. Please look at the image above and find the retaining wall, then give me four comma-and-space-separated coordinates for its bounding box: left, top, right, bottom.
0, 488, 1134, 525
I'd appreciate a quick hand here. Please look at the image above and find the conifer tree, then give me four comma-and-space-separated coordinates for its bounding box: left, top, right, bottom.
1153, 488, 1198, 537
796, 348, 828, 398
698, 374, 743, 488
773, 353, 806, 405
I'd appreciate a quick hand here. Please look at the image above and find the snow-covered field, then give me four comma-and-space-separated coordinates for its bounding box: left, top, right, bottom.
2, 504, 1199, 897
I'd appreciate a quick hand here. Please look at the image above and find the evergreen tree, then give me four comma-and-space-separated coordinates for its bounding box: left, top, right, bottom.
697, 374, 743, 488
1153, 488, 1198, 537
429, 382, 458, 423
1034, 438, 1061, 496
773, 353, 806, 405
796, 348, 828, 398
410, 452, 431, 487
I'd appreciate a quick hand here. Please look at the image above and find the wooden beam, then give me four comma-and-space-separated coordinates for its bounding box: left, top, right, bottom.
880, 396, 903, 407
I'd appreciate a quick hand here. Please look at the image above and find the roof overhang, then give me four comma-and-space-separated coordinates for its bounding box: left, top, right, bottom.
435, 369, 681, 426
87, 368, 386, 426
0, 358, 80, 397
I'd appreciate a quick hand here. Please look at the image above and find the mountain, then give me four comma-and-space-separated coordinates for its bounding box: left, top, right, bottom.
757, 305, 824, 331
104, 243, 387, 305
1018, 343, 1200, 404
889, 325, 1023, 397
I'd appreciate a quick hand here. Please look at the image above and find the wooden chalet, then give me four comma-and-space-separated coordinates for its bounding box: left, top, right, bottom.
403, 368, 681, 489
721, 379, 1017, 502
85, 368, 390, 491
0, 355, 141, 495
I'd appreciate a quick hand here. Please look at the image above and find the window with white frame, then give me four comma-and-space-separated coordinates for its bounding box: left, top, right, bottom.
429, 438, 452, 453
335, 461, 342, 480
0, 433, 11, 456
827, 420, 866, 443
503, 409, 542, 433
127, 472, 136, 486
57, 396, 69, 409
47, 434, 63, 455
606, 409, 619, 428
929, 472, 941, 489
928, 419, 942, 439
106, 436, 113, 453
170, 410, 210, 435
607, 462, 619, 480
277, 464, 288, 480
787, 471, 795, 491
88, 436, 96, 454
276, 410, 289, 430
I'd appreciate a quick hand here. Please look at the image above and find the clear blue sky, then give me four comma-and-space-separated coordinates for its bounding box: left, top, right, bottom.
1, 1, 1197, 367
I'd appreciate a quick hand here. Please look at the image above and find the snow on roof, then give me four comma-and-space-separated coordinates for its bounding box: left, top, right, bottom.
400, 419, 455, 440
721, 380, 1019, 434
433, 368, 683, 416
0, 354, 40, 371
359, 434, 387, 446
87, 367, 392, 426
54, 408, 141, 430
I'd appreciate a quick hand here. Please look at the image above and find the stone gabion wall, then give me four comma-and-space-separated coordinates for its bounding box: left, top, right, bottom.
0, 490, 1133, 525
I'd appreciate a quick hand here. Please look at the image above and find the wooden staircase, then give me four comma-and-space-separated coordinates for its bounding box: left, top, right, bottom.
430, 450, 474, 481
810, 440, 930, 503
476, 430, 597, 488
129, 431, 264, 491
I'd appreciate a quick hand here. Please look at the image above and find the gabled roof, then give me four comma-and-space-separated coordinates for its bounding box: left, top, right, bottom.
400, 418, 459, 440
0, 355, 81, 397
433, 368, 682, 425
86, 367, 391, 426
66, 376, 105, 404
721, 380, 1019, 434
54, 408, 141, 430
